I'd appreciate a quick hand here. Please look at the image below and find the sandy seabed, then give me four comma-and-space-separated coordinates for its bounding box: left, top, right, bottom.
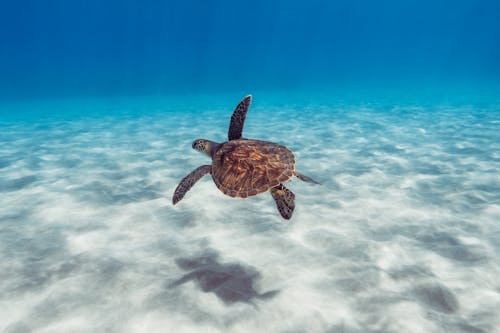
1, 96, 499, 333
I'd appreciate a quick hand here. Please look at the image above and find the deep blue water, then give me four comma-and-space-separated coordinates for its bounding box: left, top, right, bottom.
1, 0, 499, 100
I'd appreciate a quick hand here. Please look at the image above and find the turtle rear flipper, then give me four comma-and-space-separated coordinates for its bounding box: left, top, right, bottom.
228, 95, 252, 141
173, 165, 212, 205
295, 171, 321, 185
270, 184, 295, 219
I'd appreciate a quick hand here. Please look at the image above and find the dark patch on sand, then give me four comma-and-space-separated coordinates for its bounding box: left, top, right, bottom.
171, 251, 278, 304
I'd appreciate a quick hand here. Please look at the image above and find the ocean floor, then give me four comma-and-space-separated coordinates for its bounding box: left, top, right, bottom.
0, 94, 499, 333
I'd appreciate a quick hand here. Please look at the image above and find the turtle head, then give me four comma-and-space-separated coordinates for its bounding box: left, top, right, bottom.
192, 139, 219, 158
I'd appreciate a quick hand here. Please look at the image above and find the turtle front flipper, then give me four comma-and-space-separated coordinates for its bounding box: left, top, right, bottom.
173, 165, 212, 205
270, 184, 295, 220
228, 95, 252, 141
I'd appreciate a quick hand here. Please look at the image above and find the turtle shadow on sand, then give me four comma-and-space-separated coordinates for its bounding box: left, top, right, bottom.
170, 251, 278, 305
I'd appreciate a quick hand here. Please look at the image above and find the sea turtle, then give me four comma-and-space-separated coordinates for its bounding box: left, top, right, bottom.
172, 95, 319, 219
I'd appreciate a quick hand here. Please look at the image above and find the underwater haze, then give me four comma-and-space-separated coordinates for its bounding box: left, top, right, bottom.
1, 1, 500, 333
1, 0, 500, 98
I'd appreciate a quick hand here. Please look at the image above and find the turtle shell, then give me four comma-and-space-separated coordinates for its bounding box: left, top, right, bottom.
211, 139, 295, 198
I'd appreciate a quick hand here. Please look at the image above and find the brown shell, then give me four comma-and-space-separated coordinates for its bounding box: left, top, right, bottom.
211, 139, 295, 198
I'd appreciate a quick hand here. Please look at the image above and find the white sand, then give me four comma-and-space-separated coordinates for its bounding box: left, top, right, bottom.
0, 95, 499, 332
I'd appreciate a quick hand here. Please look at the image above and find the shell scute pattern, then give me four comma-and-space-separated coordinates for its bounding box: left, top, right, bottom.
212, 139, 295, 198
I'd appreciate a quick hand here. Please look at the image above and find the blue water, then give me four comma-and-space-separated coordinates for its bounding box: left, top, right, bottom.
1, 0, 500, 99
1, 1, 500, 333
